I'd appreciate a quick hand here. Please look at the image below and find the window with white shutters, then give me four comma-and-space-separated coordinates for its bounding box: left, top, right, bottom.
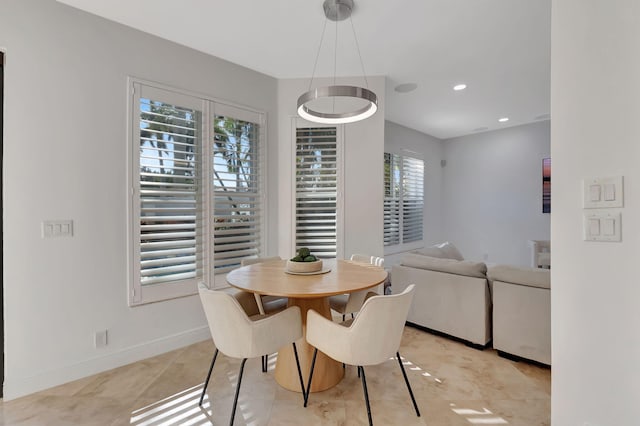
212, 113, 261, 274
295, 127, 340, 258
138, 97, 201, 286
402, 156, 424, 243
129, 81, 265, 305
383, 152, 424, 248
384, 153, 401, 246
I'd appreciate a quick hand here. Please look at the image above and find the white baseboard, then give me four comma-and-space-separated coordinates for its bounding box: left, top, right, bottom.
3, 326, 211, 401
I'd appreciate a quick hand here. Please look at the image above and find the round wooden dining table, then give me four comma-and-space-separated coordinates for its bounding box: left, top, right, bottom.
226, 258, 387, 392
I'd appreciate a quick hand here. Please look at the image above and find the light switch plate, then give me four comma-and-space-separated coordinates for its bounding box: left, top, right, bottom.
584, 212, 621, 242
42, 220, 74, 238
583, 176, 623, 208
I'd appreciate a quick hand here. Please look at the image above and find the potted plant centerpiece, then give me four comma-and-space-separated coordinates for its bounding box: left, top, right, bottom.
286, 247, 323, 273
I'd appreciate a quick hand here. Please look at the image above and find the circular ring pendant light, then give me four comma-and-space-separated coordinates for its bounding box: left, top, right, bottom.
297, 85, 377, 124
297, 0, 378, 124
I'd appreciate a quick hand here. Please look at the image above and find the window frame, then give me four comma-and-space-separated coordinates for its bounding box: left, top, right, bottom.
290, 118, 344, 260
383, 151, 425, 255
127, 78, 266, 305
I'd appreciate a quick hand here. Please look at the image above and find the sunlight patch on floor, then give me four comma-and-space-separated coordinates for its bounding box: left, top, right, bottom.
130, 355, 270, 426
450, 403, 509, 424
130, 385, 210, 426
391, 354, 444, 384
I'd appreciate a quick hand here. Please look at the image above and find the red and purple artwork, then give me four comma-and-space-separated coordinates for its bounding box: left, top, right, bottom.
542, 158, 551, 213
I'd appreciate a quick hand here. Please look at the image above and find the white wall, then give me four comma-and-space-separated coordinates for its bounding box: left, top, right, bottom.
276, 77, 386, 260
441, 121, 551, 264
551, 1, 640, 424
0, 0, 278, 399
383, 121, 444, 267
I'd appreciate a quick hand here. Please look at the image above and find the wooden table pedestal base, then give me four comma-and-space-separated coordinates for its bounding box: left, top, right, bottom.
274, 297, 344, 392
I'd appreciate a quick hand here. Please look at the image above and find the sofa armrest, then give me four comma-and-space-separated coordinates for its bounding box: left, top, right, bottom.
392, 265, 491, 346
492, 280, 551, 364
487, 264, 550, 290
401, 253, 487, 278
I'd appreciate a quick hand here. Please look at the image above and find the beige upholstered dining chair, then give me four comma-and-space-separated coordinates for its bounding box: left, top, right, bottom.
226, 289, 273, 372
198, 283, 306, 425
329, 254, 384, 321
241, 256, 288, 314
240, 256, 289, 371
305, 285, 419, 425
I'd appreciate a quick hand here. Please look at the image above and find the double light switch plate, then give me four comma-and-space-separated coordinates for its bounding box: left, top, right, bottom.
582, 176, 623, 242
583, 176, 623, 209
583, 212, 621, 242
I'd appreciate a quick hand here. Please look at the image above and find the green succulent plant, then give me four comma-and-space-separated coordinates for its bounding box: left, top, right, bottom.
290, 247, 318, 262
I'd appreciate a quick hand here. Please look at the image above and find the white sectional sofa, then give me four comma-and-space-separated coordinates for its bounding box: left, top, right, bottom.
391, 243, 551, 364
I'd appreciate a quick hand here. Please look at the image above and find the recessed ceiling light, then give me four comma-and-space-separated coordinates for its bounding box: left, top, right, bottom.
498, 117, 509, 123
394, 83, 418, 93
453, 84, 467, 91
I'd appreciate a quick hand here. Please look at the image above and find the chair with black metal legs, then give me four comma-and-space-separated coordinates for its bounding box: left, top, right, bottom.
304, 285, 419, 426
329, 254, 384, 321
198, 283, 306, 425
227, 289, 272, 374
240, 256, 289, 371
240, 256, 288, 315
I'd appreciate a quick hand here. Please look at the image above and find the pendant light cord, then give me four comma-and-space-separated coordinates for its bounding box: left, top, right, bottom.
349, 15, 369, 89
334, 17, 338, 87
308, 4, 370, 92
333, 17, 338, 112
308, 17, 329, 91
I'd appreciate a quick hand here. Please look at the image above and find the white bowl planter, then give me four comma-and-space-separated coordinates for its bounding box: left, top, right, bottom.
286, 259, 323, 273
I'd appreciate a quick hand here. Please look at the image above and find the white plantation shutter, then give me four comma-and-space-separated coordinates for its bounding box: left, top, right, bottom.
384, 153, 401, 246
212, 108, 262, 274
383, 152, 424, 247
402, 156, 424, 243
296, 127, 338, 258
137, 93, 202, 287
129, 81, 266, 304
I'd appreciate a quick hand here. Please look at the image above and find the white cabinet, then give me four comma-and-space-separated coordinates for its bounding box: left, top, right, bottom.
528, 240, 550, 269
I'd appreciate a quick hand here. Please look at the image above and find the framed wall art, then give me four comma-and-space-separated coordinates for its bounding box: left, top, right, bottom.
542, 158, 551, 213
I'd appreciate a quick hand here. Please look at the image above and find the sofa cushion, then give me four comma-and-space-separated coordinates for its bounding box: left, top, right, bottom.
401, 253, 487, 278
413, 246, 447, 258
413, 241, 464, 261
487, 264, 550, 289
436, 241, 464, 261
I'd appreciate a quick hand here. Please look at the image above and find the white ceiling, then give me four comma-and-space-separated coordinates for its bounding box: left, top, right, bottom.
57, 0, 551, 139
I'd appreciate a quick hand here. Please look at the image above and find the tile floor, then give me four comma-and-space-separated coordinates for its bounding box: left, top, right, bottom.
0, 326, 550, 425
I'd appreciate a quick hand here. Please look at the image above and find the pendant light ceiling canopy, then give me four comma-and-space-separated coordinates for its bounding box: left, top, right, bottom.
297, 0, 378, 125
